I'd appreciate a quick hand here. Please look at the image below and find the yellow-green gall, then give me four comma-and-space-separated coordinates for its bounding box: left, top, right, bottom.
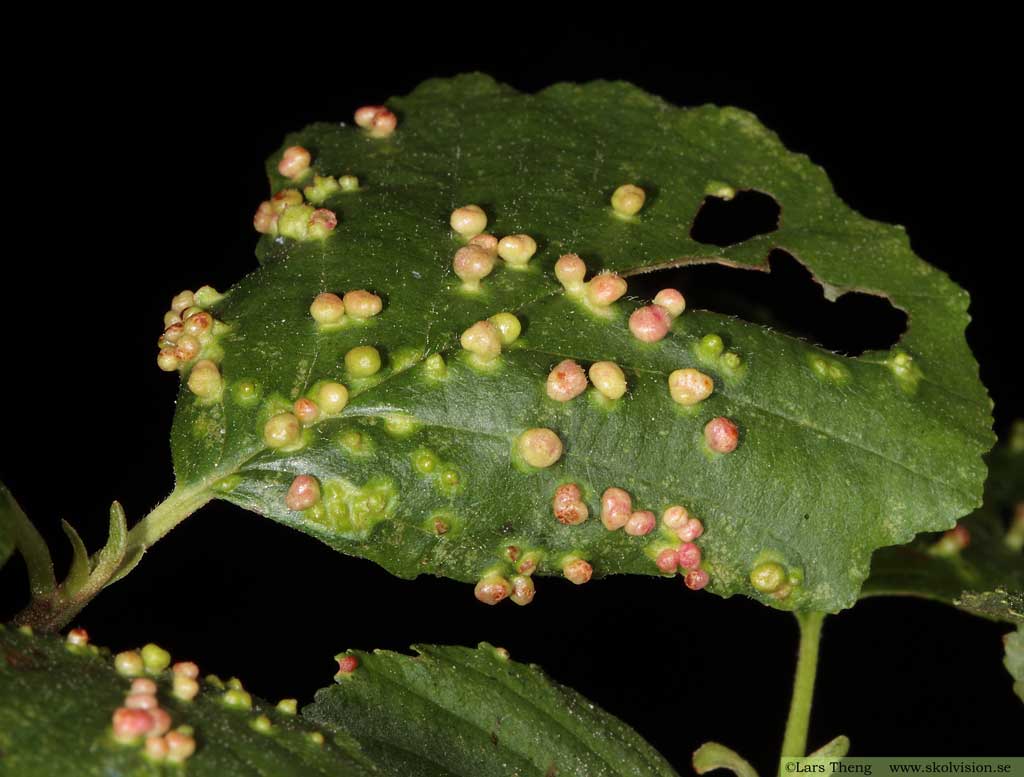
173, 674, 199, 702
141, 643, 171, 673
171, 290, 195, 313
157, 348, 180, 372
343, 290, 383, 319
517, 428, 563, 468
698, 333, 725, 359
488, 312, 522, 344
588, 361, 627, 400
263, 412, 302, 449
345, 345, 382, 377
750, 561, 786, 593
187, 360, 222, 400
317, 382, 349, 415
303, 174, 340, 204
497, 234, 537, 267
251, 715, 273, 734
194, 285, 224, 307
668, 368, 714, 406
164, 310, 182, 328
338, 175, 360, 191
611, 184, 646, 216
310, 292, 345, 325
114, 650, 144, 677
453, 245, 495, 291
277, 698, 298, 715
222, 688, 253, 710
450, 204, 487, 237
460, 320, 502, 363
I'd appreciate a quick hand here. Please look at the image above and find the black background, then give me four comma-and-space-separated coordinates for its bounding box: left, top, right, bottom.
2, 35, 1022, 773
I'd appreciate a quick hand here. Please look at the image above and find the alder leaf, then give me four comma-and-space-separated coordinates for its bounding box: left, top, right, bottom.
165, 74, 992, 613
304, 642, 680, 777
862, 421, 1023, 623
0, 627, 678, 777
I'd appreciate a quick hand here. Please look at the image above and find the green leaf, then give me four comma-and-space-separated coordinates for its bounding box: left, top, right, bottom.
0, 629, 677, 777
0, 481, 56, 596
1004, 625, 1024, 703
0, 626, 375, 776
693, 742, 759, 777
305, 642, 680, 777
862, 421, 1023, 623
166, 74, 992, 613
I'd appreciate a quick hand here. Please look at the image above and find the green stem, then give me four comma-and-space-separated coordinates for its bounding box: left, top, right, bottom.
12, 484, 213, 632
780, 611, 826, 762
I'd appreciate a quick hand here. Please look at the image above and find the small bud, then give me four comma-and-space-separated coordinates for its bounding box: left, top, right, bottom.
450, 204, 488, 237
468, 233, 498, 254
453, 245, 495, 291
165, 731, 197, 763
497, 234, 537, 267
625, 511, 656, 536
278, 146, 311, 180
173, 675, 199, 702
343, 290, 383, 319
677, 542, 702, 570
705, 417, 739, 453
628, 305, 671, 343
131, 678, 157, 695
187, 360, 222, 400
653, 288, 686, 318
488, 312, 522, 344
685, 569, 710, 591
141, 643, 171, 674
677, 518, 704, 542
668, 368, 714, 406
585, 273, 627, 307
552, 483, 589, 525
611, 184, 646, 216
517, 428, 563, 468
656, 548, 679, 574
317, 382, 349, 414
474, 574, 511, 605
546, 359, 588, 402
286, 475, 321, 511
460, 320, 502, 363
511, 575, 536, 605
66, 628, 89, 647
112, 707, 154, 742
554, 254, 587, 294
293, 397, 320, 425
277, 698, 298, 715
115, 650, 144, 677
308, 208, 338, 239
562, 558, 593, 585
345, 345, 382, 377
338, 174, 360, 191
263, 412, 302, 448
600, 487, 633, 531
145, 735, 169, 761
171, 291, 195, 314
589, 361, 627, 400
125, 693, 158, 710
157, 348, 180, 372
750, 561, 786, 593
662, 505, 689, 530
174, 335, 200, 362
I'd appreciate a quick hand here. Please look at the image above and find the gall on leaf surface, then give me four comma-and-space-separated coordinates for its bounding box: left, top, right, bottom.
169, 74, 993, 613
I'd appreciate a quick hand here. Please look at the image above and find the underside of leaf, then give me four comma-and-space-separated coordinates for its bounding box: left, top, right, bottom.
166, 74, 993, 613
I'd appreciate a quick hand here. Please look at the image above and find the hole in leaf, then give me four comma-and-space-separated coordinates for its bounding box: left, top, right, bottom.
690, 189, 780, 246
631, 250, 907, 356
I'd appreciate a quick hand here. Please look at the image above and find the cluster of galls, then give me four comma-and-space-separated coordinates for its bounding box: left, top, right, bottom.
460, 311, 522, 367
254, 184, 338, 241
264, 380, 351, 457
157, 287, 228, 398
449, 205, 539, 292
309, 289, 383, 329
106, 640, 197, 763
748, 559, 803, 600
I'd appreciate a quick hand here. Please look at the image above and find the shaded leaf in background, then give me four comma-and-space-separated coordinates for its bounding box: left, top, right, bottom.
163, 74, 992, 614
305, 642, 680, 777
